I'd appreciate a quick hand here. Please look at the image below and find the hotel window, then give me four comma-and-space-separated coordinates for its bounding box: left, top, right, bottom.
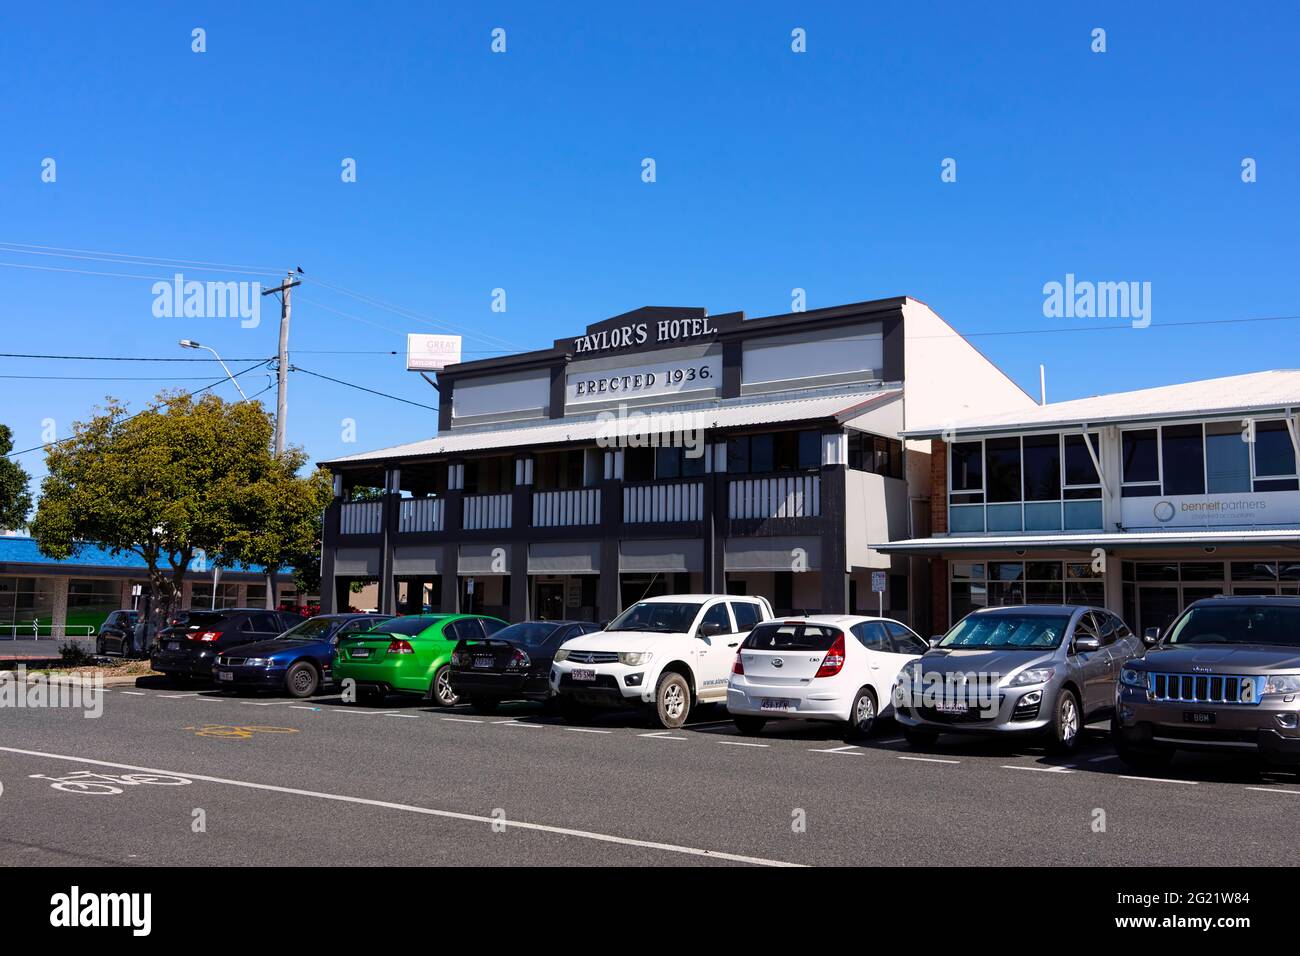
1022, 435, 1060, 501
624, 447, 654, 482
1062, 434, 1102, 497
948, 434, 1102, 534
984, 438, 1022, 503
726, 430, 820, 475
1253, 420, 1299, 491
1205, 421, 1251, 493
653, 446, 706, 479
1121, 429, 1160, 497
463, 456, 512, 494
534, 449, 585, 490
847, 433, 904, 479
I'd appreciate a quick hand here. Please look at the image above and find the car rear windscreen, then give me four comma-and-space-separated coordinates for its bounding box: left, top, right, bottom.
1166, 605, 1300, 647
743, 623, 841, 651
484, 622, 561, 646
366, 616, 443, 636
182, 612, 228, 630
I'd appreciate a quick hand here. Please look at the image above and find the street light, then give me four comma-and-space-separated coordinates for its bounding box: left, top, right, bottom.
179, 339, 248, 399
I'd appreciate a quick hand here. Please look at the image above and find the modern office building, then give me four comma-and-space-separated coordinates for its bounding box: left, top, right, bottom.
875, 371, 1300, 635
318, 297, 1036, 630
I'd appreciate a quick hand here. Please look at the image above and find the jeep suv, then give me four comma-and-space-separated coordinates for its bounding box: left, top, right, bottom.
549, 594, 773, 728
1113, 595, 1300, 769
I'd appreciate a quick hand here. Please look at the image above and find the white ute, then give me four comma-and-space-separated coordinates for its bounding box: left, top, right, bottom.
727, 614, 928, 739
550, 594, 773, 729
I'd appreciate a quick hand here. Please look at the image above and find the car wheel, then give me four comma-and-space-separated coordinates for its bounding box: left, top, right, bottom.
429, 665, 459, 707
1046, 688, 1082, 754
733, 715, 766, 736
1111, 715, 1174, 771
96, 637, 106, 656
845, 686, 878, 741
469, 697, 500, 713
902, 727, 939, 749
652, 672, 691, 729
285, 662, 319, 699
120, 637, 133, 659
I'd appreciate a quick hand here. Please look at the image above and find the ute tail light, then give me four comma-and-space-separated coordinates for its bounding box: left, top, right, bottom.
387, 639, 415, 655
815, 633, 846, 678
732, 654, 744, 675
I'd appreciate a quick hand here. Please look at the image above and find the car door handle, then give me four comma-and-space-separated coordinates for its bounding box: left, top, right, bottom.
727, 642, 740, 648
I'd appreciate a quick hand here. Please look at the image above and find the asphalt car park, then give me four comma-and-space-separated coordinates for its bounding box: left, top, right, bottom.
2, 674, 1298, 867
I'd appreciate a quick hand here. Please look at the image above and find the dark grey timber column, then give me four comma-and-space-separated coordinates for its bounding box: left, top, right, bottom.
598, 470, 620, 621
820, 462, 849, 614
319, 498, 341, 613
510, 542, 529, 622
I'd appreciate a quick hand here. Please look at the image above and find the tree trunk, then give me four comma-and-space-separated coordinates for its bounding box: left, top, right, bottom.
265, 572, 276, 610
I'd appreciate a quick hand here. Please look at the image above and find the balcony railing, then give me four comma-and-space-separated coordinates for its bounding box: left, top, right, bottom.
623, 480, 704, 523
399, 497, 445, 533
339, 500, 383, 535
463, 493, 512, 530
533, 488, 601, 527
728, 474, 820, 520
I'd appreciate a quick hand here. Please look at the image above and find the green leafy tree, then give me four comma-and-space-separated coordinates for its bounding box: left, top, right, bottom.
30, 392, 286, 641
240, 461, 335, 607
0, 424, 33, 531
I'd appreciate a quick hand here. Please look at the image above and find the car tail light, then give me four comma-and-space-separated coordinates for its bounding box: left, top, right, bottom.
387, 639, 414, 654
191, 631, 221, 642
815, 633, 846, 678
732, 654, 744, 675
508, 648, 530, 669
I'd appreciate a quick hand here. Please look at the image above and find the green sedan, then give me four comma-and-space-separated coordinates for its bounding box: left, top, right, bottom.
333, 614, 507, 706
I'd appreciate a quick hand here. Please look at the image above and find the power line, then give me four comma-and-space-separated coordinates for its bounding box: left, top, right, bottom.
0, 240, 285, 275
0, 352, 271, 362
3, 359, 274, 460
290, 364, 440, 411
0, 374, 259, 381
0, 243, 283, 278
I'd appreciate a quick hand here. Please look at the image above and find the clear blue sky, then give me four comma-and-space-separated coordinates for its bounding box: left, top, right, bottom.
2, 1, 1297, 488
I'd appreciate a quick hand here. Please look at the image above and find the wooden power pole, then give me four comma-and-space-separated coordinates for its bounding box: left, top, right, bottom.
261, 271, 302, 457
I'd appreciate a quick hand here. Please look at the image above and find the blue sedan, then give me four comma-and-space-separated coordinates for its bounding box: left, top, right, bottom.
212, 613, 392, 698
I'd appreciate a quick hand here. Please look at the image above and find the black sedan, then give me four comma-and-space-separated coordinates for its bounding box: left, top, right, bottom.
151, 608, 305, 683
449, 620, 602, 712
95, 609, 141, 657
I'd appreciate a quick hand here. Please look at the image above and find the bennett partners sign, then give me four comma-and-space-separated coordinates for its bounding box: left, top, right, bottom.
1122, 491, 1300, 529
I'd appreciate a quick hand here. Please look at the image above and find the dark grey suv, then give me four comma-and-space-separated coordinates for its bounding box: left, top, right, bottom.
1113, 595, 1300, 769
894, 605, 1146, 753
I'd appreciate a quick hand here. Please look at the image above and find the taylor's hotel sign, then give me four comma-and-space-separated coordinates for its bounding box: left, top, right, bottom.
1124, 491, 1300, 528
571, 315, 721, 355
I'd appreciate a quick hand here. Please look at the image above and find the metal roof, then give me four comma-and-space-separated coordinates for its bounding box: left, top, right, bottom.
871, 528, 1300, 554
322, 387, 902, 466
905, 369, 1300, 438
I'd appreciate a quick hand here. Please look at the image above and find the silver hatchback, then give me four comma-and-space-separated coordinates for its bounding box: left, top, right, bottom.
893, 605, 1147, 753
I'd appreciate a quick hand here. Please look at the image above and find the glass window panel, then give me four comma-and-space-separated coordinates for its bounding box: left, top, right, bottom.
1066, 562, 1102, 580
750, 434, 774, 473
1024, 501, 1063, 531
1205, 421, 1251, 493
624, 446, 654, 482
1063, 500, 1103, 530
655, 447, 681, 480
1025, 562, 1063, 581
681, 449, 706, 477
985, 503, 1023, 532
950, 562, 985, 581
1162, 424, 1205, 495
1026, 581, 1064, 604
1066, 581, 1105, 606
798, 431, 821, 470
948, 505, 985, 533
985, 437, 1021, 502
1180, 562, 1226, 582
950, 442, 983, 493
1255, 420, 1297, 477
991, 562, 1026, 582
1022, 434, 1061, 501
1122, 429, 1159, 484
1231, 562, 1278, 582
726, 436, 750, 474
773, 432, 799, 472
1063, 434, 1100, 486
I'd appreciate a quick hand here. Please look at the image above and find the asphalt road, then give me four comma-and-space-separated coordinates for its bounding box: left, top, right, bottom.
2, 677, 1298, 867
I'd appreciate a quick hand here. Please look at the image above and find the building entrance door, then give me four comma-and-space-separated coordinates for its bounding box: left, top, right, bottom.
535, 583, 565, 620
1137, 586, 1180, 638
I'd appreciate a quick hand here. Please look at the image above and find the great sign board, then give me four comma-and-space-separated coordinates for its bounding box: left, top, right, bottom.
406, 334, 463, 371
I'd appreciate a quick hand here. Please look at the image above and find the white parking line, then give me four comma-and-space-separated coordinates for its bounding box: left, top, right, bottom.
499, 721, 544, 728
0, 745, 803, 868
1246, 787, 1300, 795
156, 693, 198, 699
1118, 774, 1197, 785
289, 706, 319, 711
120, 691, 147, 696
384, 713, 418, 719
809, 745, 862, 755
564, 727, 612, 734
1001, 765, 1074, 774
640, 732, 687, 740
441, 717, 483, 724
334, 709, 387, 716
897, 755, 960, 764
718, 740, 769, 748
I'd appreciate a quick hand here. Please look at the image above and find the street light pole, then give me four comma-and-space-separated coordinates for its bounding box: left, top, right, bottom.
179, 339, 248, 400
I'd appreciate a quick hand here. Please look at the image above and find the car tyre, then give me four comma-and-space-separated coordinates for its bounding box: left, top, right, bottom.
845, 686, 879, 741
428, 664, 459, 707
468, 697, 500, 713
120, 636, 133, 659
1111, 715, 1175, 771
285, 661, 319, 699
95, 637, 106, 656
651, 672, 691, 729
1045, 688, 1083, 754
733, 715, 766, 736
902, 726, 939, 749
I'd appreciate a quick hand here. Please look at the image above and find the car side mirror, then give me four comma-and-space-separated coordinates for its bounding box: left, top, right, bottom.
697, 622, 725, 639
1073, 635, 1101, 654
928, 637, 942, 648
1142, 627, 1160, 648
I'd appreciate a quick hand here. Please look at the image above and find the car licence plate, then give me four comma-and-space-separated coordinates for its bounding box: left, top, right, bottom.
218, 671, 234, 682
1183, 711, 1216, 725
935, 701, 968, 715
572, 668, 596, 681
351, 648, 371, 659
473, 657, 494, 669
166, 641, 180, 651
760, 698, 791, 712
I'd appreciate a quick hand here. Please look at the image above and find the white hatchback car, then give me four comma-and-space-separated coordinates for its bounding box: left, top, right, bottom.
727, 615, 928, 739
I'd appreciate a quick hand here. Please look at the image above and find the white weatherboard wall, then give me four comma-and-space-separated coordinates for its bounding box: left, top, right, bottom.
901, 299, 1038, 433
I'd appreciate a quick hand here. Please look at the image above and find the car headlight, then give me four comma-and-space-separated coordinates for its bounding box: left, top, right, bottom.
1120, 666, 1148, 688
618, 651, 653, 666
1007, 667, 1055, 686
553, 649, 571, 663
1264, 674, 1300, 695
243, 658, 271, 667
